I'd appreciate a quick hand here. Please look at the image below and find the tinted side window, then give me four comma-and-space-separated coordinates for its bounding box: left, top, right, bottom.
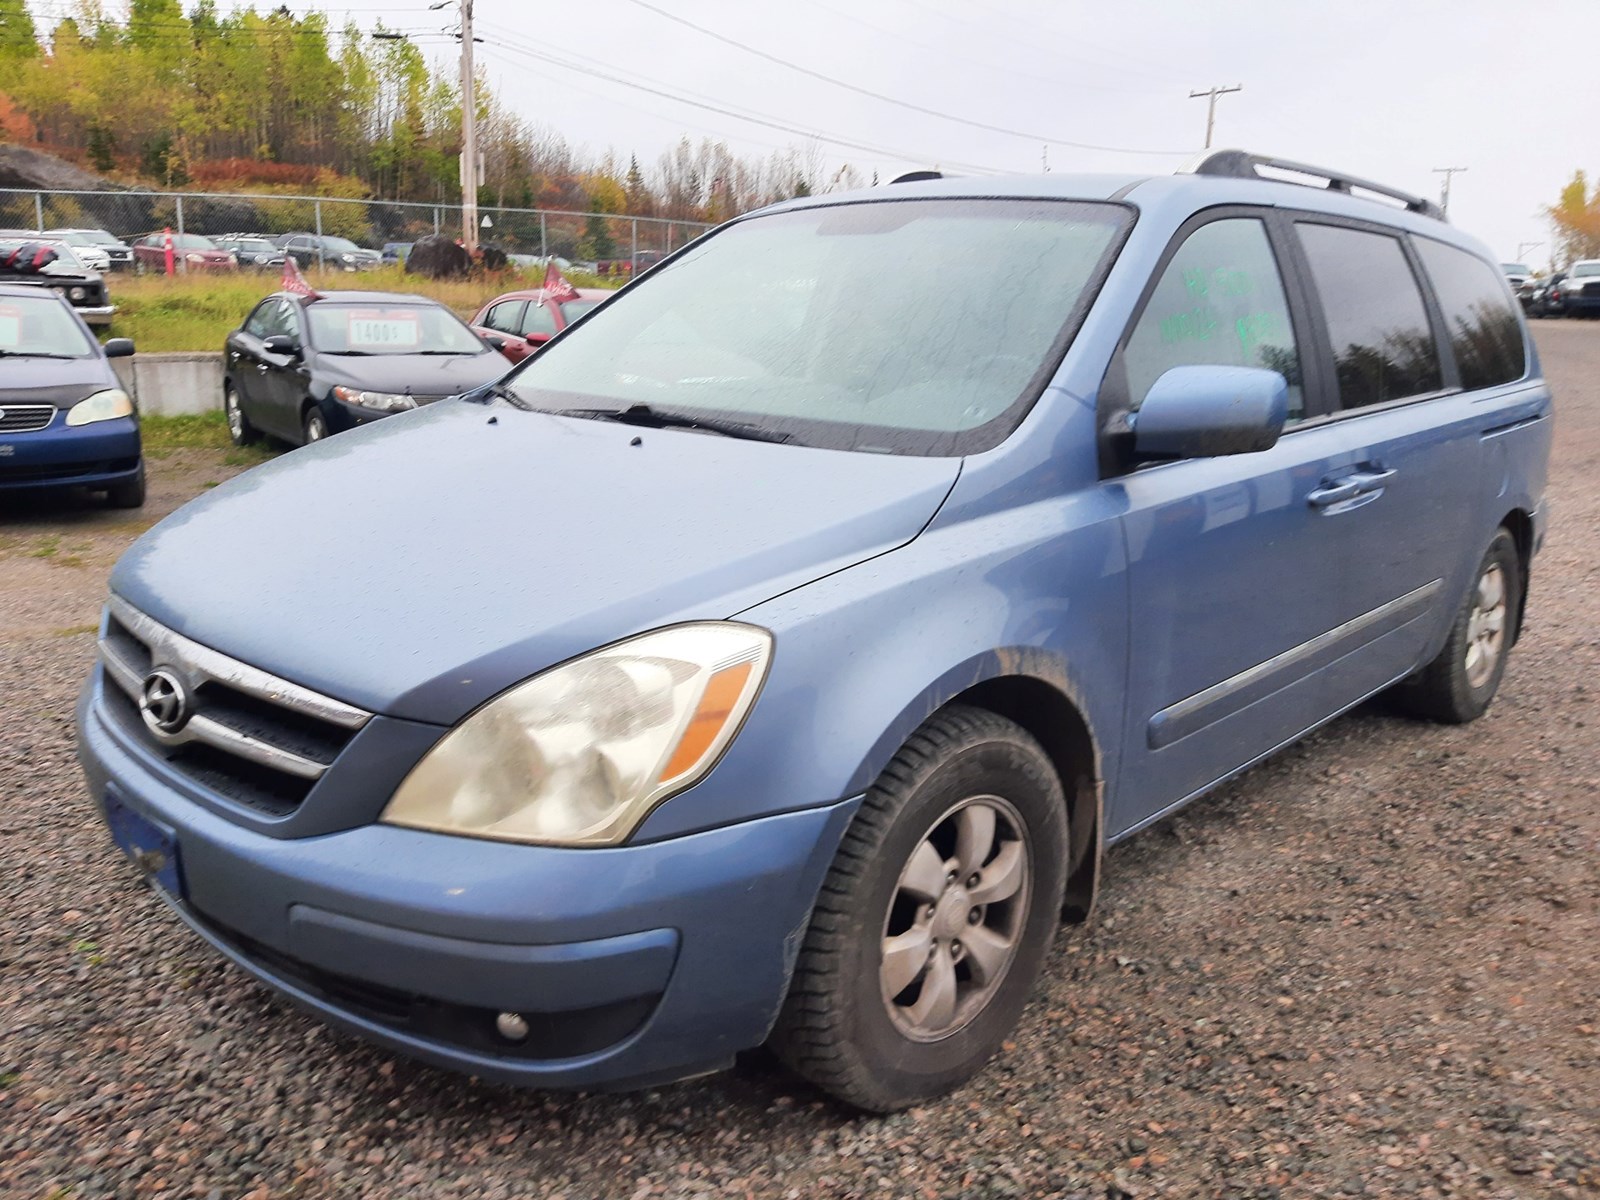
1297, 223, 1442, 409
1123, 218, 1304, 421
521, 301, 559, 338
483, 301, 525, 334
1413, 238, 1526, 390
243, 301, 277, 338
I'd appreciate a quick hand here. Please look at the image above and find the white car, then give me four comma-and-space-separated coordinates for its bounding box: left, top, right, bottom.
38, 237, 111, 274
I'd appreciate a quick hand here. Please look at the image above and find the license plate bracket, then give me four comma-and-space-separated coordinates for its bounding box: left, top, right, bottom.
104, 790, 184, 900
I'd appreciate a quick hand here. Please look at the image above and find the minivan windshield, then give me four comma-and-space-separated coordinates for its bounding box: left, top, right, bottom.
1571, 262, 1600, 278
306, 302, 488, 355
0, 292, 97, 357
498, 198, 1131, 455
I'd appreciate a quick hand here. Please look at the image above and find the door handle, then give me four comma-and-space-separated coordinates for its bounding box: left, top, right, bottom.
1308, 463, 1395, 510
1307, 479, 1363, 508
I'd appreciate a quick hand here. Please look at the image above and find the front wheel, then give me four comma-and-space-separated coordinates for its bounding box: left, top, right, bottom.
105, 463, 146, 509
301, 407, 329, 445
770, 706, 1068, 1112
223, 384, 256, 447
1394, 529, 1522, 723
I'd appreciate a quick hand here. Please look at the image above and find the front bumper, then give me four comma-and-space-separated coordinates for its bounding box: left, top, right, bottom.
76, 304, 116, 327
1562, 290, 1600, 311
76, 671, 858, 1089
0, 414, 141, 492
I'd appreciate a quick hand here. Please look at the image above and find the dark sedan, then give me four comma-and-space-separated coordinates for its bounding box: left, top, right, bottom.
0, 285, 142, 506
222, 291, 510, 447
274, 233, 381, 272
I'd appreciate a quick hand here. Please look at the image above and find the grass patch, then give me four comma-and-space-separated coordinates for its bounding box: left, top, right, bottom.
29, 534, 60, 558
105, 263, 618, 353
54, 624, 99, 637
141, 413, 281, 467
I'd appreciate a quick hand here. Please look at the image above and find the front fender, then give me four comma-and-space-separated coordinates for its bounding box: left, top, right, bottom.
631, 489, 1131, 844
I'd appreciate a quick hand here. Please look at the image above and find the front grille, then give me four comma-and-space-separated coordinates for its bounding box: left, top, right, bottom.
98, 596, 372, 818
0, 404, 56, 433
1584, 281, 1600, 297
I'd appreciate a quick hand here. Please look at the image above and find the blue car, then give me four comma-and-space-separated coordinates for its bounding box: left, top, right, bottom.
0, 284, 142, 506
76, 152, 1550, 1111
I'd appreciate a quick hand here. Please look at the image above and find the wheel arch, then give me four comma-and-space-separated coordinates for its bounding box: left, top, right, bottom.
1498, 507, 1534, 644
847, 651, 1107, 925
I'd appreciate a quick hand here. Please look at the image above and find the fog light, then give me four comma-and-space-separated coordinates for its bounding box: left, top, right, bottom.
495, 1011, 530, 1042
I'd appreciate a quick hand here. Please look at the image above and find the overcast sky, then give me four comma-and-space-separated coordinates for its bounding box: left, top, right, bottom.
285, 0, 1592, 266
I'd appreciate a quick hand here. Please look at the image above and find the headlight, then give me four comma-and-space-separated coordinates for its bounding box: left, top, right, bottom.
340, 253, 355, 262
68, 286, 86, 301
381, 623, 772, 846
185, 252, 205, 264
65, 388, 134, 426
332, 386, 417, 413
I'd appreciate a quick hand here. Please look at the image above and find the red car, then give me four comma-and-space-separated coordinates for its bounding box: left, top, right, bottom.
131, 232, 237, 274
470, 287, 609, 363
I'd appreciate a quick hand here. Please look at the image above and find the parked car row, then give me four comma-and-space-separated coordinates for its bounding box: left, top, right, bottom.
1518, 260, 1600, 319
0, 234, 117, 326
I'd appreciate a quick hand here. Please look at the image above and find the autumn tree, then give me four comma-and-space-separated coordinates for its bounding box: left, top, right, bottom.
1548, 171, 1600, 265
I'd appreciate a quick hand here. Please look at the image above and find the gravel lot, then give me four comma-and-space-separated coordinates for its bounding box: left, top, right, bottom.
4, 327, 1598, 1200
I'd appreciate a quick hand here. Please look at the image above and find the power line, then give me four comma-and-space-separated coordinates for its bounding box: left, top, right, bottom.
619, 0, 1193, 157
478, 24, 1007, 175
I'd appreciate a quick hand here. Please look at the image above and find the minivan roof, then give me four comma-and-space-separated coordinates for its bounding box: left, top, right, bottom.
762, 150, 1494, 261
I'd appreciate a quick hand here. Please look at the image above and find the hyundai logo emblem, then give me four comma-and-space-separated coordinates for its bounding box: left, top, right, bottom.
139, 668, 192, 737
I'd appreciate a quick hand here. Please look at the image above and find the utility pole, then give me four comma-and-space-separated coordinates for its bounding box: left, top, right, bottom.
1188, 85, 1242, 150
459, 0, 479, 253
1432, 166, 1468, 216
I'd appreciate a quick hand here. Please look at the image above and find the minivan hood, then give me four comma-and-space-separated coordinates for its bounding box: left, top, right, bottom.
315, 351, 506, 398
111, 401, 960, 723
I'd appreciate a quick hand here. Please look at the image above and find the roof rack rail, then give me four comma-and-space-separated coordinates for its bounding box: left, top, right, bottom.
890, 170, 945, 184
1181, 150, 1447, 221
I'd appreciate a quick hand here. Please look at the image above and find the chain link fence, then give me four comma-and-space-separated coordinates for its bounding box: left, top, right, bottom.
0, 188, 713, 273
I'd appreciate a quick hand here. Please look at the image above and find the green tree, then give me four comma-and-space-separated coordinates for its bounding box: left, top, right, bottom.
0, 0, 38, 73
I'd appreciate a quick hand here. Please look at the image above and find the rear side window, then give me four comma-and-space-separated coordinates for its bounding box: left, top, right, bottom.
1122, 217, 1304, 421
1297, 223, 1442, 409
1413, 239, 1526, 390
521, 301, 559, 338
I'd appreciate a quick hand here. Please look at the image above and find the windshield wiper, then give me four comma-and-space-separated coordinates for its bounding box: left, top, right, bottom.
552, 403, 793, 444
0, 349, 75, 359
322, 349, 377, 356
413, 349, 478, 356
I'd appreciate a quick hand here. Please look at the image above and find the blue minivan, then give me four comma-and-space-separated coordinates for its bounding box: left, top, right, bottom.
77, 153, 1550, 1111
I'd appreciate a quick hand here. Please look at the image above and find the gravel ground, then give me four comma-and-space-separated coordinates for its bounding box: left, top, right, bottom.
4, 328, 1599, 1200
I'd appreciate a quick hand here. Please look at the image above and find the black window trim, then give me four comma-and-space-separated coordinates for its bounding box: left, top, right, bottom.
1097, 203, 1327, 479
1284, 210, 1458, 425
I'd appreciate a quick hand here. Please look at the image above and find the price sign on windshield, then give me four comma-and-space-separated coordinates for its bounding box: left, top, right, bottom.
347, 310, 421, 349
0, 304, 22, 348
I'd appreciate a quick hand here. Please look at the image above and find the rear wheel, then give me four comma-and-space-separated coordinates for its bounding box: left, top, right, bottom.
223, 384, 256, 447
1393, 528, 1521, 723
770, 706, 1068, 1112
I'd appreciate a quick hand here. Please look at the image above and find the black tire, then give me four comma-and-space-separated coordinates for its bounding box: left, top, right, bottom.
770, 705, 1068, 1112
105, 463, 146, 509
1393, 529, 1522, 724
223, 384, 256, 447
301, 407, 329, 445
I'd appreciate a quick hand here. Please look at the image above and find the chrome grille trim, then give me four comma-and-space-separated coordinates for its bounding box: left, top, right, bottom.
99, 595, 372, 784
0, 404, 57, 433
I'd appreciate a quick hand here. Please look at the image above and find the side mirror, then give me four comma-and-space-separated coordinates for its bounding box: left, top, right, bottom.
1132, 365, 1288, 461
102, 337, 136, 358
524, 332, 552, 347
262, 334, 301, 358
480, 332, 507, 350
